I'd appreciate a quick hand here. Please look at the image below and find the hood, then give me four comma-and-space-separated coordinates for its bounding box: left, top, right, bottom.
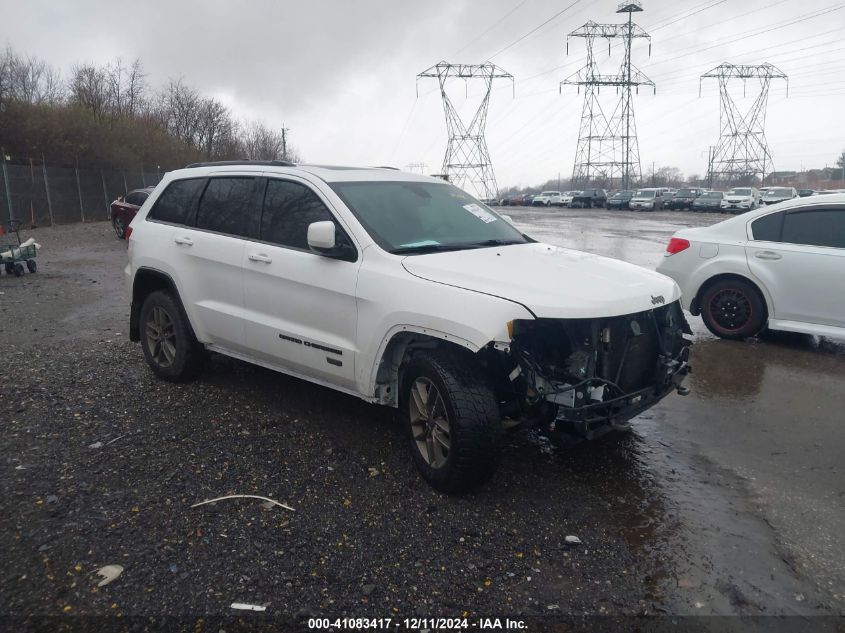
401, 243, 680, 319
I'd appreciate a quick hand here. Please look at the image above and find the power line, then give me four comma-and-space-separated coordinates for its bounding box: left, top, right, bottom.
646, 3, 845, 67
487, 0, 585, 60
451, 0, 530, 58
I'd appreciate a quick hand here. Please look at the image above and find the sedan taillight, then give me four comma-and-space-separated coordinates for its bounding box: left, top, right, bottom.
666, 237, 690, 255
124, 226, 133, 239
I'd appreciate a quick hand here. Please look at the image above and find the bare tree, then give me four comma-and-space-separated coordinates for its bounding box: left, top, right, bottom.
0, 48, 63, 105
104, 57, 147, 117
653, 166, 684, 187
195, 97, 233, 159
68, 62, 109, 115
159, 78, 202, 144
125, 58, 147, 117
239, 121, 286, 160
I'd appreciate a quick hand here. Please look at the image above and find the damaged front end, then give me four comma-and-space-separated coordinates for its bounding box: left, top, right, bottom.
486, 301, 691, 442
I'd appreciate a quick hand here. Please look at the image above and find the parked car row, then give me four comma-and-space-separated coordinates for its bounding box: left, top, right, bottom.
494, 186, 838, 216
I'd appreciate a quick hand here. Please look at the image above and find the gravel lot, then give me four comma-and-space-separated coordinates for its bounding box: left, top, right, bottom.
2, 222, 672, 620
1, 216, 842, 626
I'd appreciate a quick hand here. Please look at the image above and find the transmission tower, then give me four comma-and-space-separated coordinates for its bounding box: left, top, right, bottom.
404, 162, 429, 175
700, 63, 788, 187
562, 2, 654, 190
417, 62, 513, 200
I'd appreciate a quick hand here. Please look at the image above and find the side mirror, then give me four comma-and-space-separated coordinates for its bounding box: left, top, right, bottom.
307, 221, 336, 251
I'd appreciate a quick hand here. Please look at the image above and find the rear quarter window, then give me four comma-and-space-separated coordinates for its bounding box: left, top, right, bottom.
147, 179, 205, 225
751, 211, 783, 241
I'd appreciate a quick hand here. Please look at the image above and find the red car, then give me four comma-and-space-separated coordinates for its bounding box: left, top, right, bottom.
110, 187, 153, 239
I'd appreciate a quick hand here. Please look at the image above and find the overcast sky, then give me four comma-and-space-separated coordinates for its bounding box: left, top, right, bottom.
2, 0, 843, 192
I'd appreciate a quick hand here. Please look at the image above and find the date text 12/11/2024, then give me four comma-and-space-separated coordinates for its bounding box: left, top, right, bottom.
307, 617, 527, 630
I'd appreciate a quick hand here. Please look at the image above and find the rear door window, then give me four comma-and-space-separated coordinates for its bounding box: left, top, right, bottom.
195, 177, 255, 237
781, 209, 845, 249
147, 178, 205, 225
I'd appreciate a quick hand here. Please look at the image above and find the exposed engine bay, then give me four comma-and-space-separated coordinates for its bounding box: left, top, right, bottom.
483, 301, 692, 441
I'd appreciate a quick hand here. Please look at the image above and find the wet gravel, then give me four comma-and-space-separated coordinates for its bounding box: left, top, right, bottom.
2, 218, 841, 625
1, 221, 672, 619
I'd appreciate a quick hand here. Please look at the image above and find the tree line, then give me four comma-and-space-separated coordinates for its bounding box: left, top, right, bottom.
0, 47, 299, 170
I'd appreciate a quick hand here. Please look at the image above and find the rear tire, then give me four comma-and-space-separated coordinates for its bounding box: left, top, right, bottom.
139, 290, 205, 381
700, 278, 767, 340
13, 263, 23, 277
26, 259, 37, 273
401, 350, 501, 494
113, 216, 126, 239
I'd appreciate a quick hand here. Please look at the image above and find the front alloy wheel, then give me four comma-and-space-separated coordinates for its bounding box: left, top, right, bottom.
402, 351, 500, 493
409, 377, 451, 469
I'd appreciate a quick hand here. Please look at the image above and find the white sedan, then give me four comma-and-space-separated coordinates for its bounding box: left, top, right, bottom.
656, 194, 845, 340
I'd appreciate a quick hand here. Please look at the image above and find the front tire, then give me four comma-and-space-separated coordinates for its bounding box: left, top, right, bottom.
401, 350, 501, 494
700, 278, 767, 340
139, 290, 205, 381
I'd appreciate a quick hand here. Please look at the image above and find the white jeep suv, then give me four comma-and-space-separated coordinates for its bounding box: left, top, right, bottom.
126, 161, 690, 492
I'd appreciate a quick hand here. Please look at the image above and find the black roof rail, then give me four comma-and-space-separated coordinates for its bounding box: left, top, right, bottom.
184, 160, 296, 168
374, 165, 400, 170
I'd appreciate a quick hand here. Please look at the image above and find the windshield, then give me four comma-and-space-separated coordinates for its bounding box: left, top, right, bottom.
330, 181, 530, 254
540, 191, 559, 196
634, 190, 656, 198
727, 188, 752, 196
612, 191, 633, 198
675, 189, 695, 196
766, 188, 793, 196
701, 192, 722, 198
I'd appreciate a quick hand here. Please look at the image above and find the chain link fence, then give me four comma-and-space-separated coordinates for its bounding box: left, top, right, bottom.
0, 155, 164, 227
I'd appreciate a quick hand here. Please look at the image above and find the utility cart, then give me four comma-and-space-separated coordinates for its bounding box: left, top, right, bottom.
0, 219, 38, 277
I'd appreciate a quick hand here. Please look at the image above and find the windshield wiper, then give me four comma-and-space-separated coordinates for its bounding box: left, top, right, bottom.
466, 239, 524, 247
390, 244, 469, 255
390, 239, 525, 255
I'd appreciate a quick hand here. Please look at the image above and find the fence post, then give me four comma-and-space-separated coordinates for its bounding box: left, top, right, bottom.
41, 155, 54, 226
75, 164, 85, 222
101, 170, 110, 219
122, 170, 128, 195
141, 170, 146, 187
1, 151, 13, 222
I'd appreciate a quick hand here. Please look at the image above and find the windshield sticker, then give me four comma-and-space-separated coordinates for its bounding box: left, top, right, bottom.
463, 203, 498, 224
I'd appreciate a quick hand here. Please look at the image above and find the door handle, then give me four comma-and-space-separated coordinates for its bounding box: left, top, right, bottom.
174, 236, 193, 246
754, 251, 782, 261
248, 253, 272, 264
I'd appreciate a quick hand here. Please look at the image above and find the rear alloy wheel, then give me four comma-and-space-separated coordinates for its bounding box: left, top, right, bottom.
701, 279, 766, 340
402, 350, 500, 494
113, 216, 126, 239
139, 290, 204, 381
